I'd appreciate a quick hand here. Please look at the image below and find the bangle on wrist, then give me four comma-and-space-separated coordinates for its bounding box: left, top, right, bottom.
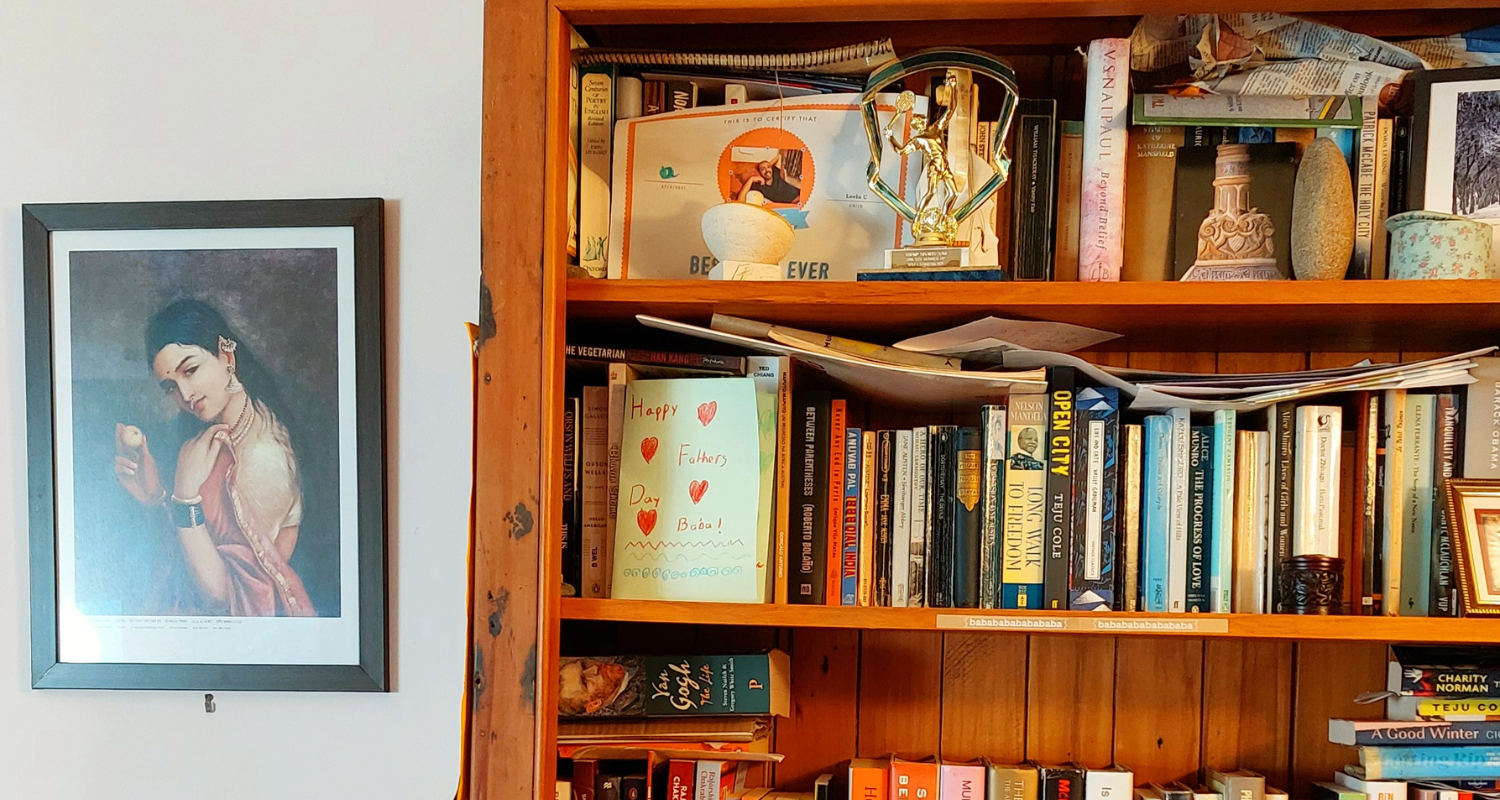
171, 493, 203, 505
170, 498, 205, 528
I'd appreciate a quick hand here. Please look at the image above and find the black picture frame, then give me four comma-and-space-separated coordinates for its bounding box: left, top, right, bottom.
1407, 65, 1500, 215
23, 199, 388, 691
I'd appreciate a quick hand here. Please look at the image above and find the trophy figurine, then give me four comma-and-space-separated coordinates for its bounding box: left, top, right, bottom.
861, 49, 1019, 272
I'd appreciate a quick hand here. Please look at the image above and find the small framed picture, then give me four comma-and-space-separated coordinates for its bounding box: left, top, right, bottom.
1443, 478, 1500, 617
24, 199, 387, 690
1408, 66, 1500, 226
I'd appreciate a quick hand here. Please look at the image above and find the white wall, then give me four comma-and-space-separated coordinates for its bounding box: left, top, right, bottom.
0, 1, 477, 797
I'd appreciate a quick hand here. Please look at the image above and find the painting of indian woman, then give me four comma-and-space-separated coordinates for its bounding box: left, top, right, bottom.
68, 247, 342, 618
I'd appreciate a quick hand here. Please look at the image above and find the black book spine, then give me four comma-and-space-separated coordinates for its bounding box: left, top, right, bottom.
562, 397, 581, 597
952, 427, 984, 608
621, 776, 646, 800
1372, 393, 1389, 615
563, 344, 747, 374
929, 426, 957, 608
1187, 425, 1213, 612
1044, 367, 1077, 609
1009, 98, 1059, 281
792, 390, 831, 604
1433, 391, 1463, 616
1069, 388, 1120, 610
1040, 766, 1084, 800
598, 775, 622, 800
876, 430, 895, 606
1270, 402, 1296, 612
1393, 115, 1413, 216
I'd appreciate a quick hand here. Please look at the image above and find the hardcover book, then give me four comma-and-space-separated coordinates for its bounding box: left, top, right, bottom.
941, 761, 987, 800
1433, 392, 1462, 616
1070, 387, 1120, 610
952, 426, 985, 608
1393, 646, 1500, 697
1402, 393, 1437, 616
1210, 410, 1236, 613
1232, 430, 1269, 614
583, 387, 611, 598
1331, 718, 1500, 745
1349, 96, 1379, 279
558, 651, 790, 718
1187, 425, 1213, 612
790, 390, 832, 605
1003, 392, 1047, 609
1293, 405, 1343, 558
837, 759, 889, 800
893, 429, 914, 607
1384, 389, 1409, 616
1045, 368, 1078, 608
1040, 764, 1085, 800
929, 426, 958, 608
876, 430, 895, 606
981, 405, 1008, 609
910, 427, 930, 607
827, 400, 848, 606
1079, 38, 1129, 282
1010, 98, 1059, 281
1358, 746, 1500, 781
1086, 766, 1134, 800
1269, 402, 1297, 612
841, 427, 863, 606
578, 63, 620, 278
1168, 407, 1191, 613
564, 397, 582, 597
1121, 424, 1144, 612
567, 345, 748, 375
1354, 392, 1381, 614
1123, 125, 1184, 281
1206, 769, 1265, 800
1464, 358, 1500, 480
859, 430, 877, 606
1142, 414, 1174, 613
986, 762, 1039, 800
1053, 120, 1085, 282
891, 757, 939, 800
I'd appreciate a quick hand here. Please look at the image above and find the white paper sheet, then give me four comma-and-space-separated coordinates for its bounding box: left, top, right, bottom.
894, 316, 1121, 356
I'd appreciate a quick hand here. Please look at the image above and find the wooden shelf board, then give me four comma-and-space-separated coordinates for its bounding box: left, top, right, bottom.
557, 0, 1499, 25
561, 598, 1500, 642
566, 278, 1500, 351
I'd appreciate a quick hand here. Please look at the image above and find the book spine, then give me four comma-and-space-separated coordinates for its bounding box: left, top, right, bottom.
1372, 117, 1394, 280
1464, 358, 1500, 479
575, 760, 599, 800
1086, 769, 1134, 800
1391, 115, 1412, 217
696, 761, 724, 800
1254, 431, 1273, 613
842, 428, 863, 606
1270, 402, 1296, 612
858, 431, 877, 606
792, 391, 831, 604
910, 428, 930, 607
1341, 719, 1500, 744
942, 764, 988, 800
1294, 406, 1343, 557
1071, 387, 1119, 610
953, 426, 985, 608
876, 430, 895, 606
1010, 99, 1059, 280
1349, 95, 1379, 279
1384, 389, 1408, 615
566, 345, 747, 374
1045, 368, 1077, 608
578, 64, 618, 278
1168, 407, 1191, 613
1143, 415, 1173, 612
891, 760, 939, 800
1187, 425, 1213, 612
980, 405, 1008, 608
562, 397, 581, 597
1433, 392, 1462, 616
607, 364, 631, 599
1122, 125, 1185, 281
1371, 392, 1388, 615
666, 80, 697, 112
893, 430, 914, 607
773, 362, 792, 605
1210, 410, 1236, 612
1233, 430, 1262, 613
930, 426, 957, 608
1003, 394, 1047, 609
1402, 394, 1436, 616
1354, 392, 1379, 614
827, 400, 848, 606
1042, 767, 1085, 800
1122, 423, 1144, 612
1054, 120, 1085, 282
848, 762, 887, 800
1078, 38, 1130, 282
1360, 746, 1500, 781
582, 387, 611, 597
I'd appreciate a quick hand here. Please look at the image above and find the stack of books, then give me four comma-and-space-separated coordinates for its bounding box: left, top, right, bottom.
1328, 647, 1500, 800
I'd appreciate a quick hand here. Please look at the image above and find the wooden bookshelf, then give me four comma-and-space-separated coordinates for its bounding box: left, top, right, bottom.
473, 2, 1500, 799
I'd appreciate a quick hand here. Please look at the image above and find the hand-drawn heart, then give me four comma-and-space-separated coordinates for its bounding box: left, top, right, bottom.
688, 479, 709, 504
697, 401, 717, 426
640, 437, 659, 463
637, 508, 657, 536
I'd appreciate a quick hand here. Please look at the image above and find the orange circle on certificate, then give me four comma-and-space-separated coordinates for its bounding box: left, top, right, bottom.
717, 128, 815, 208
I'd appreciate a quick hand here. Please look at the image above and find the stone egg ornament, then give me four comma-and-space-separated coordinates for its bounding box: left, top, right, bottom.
1290, 137, 1355, 281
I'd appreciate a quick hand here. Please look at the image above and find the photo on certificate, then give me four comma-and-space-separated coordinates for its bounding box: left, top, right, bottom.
24, 199, 386, 691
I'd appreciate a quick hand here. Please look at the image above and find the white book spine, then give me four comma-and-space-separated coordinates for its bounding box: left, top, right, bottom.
1384, 389, 1408, 615
1351, 95, 1379, 278
1211, 409, 1237, 613
1293, 406, 1342, 558
1085, 418, 1105, 581
695, 761, 724, 800
1254, 430, 1272, 614
1078, 38, 1130, 282
1087, 768, 1135, 800
604, 363, 631, 596
1168, 407, 1191, 612
1372, 117, 1394, 279
892, 430, 913, 607
578, 69, 615, 278
581, 387, 611, 597
909, 428, 929, 607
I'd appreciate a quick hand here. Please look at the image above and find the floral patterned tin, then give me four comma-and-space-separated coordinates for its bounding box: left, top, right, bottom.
1385, 210, 1494, 280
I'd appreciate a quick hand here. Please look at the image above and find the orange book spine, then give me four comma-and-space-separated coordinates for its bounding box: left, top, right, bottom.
891, 759, 938, 800
826, 400, 847, 605
850, 760, 889, 800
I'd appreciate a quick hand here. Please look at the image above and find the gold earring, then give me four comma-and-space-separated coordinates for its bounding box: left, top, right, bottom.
219, 336, 243, 393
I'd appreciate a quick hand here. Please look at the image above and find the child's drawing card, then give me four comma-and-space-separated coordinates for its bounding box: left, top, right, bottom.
612, 377, 762, 602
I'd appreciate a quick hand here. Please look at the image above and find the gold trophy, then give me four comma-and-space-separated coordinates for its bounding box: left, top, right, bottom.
861, 49, 1019, 272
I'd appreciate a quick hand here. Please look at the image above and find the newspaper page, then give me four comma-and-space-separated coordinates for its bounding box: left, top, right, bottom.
1131, 13, 1423, 97
1402, 25, 1500, 69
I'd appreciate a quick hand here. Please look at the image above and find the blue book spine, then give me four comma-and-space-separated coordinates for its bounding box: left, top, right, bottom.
1210, 409, 1236, 613
1362, 746, 1500, 780
1187, 426, 1213, 612
1143, 415, 1173, 612
841, 428, 862, 606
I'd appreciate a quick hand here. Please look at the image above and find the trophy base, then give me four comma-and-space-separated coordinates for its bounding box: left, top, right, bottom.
708, 260, 783, 281
886, 246, 970, 270
1180, 261, 1284, 281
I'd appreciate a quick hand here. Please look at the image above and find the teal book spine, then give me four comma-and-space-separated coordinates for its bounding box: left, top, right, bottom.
1360, 745, 1500, 780
1210, 409, 1236, 613
1142, 414, 1173, 612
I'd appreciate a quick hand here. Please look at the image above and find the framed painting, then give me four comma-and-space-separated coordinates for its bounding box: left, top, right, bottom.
1444, 478, 1500, 617
1408, 66, 1500, 233
23, 199, 387, 690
